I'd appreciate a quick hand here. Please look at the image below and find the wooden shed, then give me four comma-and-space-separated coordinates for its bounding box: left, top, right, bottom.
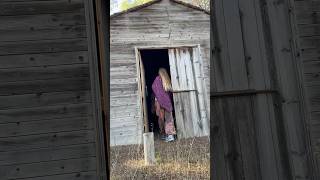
110, 0, 211, 146
0, 0, 108, 179
211, 0, 320, 179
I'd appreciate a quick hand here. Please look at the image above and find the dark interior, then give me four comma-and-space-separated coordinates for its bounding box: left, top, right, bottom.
140, 49, 176, 138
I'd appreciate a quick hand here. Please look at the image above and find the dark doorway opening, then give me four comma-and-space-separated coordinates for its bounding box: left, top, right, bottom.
140, 49, 176, 139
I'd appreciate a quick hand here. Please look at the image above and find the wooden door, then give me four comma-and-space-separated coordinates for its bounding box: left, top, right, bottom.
168, 47, 209, 138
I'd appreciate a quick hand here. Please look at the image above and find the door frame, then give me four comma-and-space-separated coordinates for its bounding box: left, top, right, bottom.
134, 44, 206, 135
87, 0, 109, 179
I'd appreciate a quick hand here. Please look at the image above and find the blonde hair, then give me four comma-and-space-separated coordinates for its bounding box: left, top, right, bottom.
159, 68, 172, 92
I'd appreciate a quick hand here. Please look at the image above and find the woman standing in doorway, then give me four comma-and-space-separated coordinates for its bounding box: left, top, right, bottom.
152, 68, 176, 142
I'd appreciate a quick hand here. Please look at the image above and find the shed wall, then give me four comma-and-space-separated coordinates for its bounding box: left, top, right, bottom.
0, 0, 104, 179
210, 0, 318, 178
294, 0, 320, 175
110, 0, 210, 146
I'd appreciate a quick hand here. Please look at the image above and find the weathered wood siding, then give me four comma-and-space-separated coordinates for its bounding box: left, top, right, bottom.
0, 0, 104, 179
294, 0, 320, 176
110, 0, 210, 146
169, 47, 209, 138
211, 0, 314, 179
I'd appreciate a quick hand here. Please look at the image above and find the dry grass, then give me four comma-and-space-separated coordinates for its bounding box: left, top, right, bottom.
110, 136, 210, 180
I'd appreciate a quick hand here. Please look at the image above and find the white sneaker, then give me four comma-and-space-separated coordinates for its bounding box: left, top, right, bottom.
165, 135, 175, 142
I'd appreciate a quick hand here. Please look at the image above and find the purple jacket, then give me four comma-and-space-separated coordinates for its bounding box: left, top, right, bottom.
152, 76, 173, 112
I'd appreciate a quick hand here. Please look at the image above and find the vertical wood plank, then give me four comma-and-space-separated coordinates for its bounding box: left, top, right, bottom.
211, 0, 234, 92
172, 93, 186, 138
184, 48, 201, 136
168, 49, 179, 91
264, 0, 314, 179
236, 96, 261, 180
193, 46, 210, 136
211, 97, 230, 180
181, 92, 195, 138
223, 0, 249, 90
143, 132, 156, 165
169, 49, 186, 138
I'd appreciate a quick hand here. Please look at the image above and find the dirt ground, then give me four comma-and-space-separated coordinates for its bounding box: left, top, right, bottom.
110, 136, 210, 180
